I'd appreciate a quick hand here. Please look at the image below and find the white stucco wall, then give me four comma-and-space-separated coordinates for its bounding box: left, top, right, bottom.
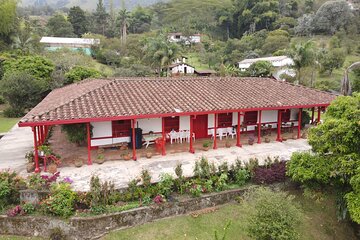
180, 116, 190, 130
138, 118, 162, 134
171, 64, 195, 74
91, 122, 112, 138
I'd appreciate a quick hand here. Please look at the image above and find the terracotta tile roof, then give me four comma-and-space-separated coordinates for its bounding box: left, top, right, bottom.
19, 77, 336, 125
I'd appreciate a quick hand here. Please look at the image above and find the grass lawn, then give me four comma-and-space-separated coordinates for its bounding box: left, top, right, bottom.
102, 190, 357, 240
186, 52, 213, 71
0, 115, 19, 133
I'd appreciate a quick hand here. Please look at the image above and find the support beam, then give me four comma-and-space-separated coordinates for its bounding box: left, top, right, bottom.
213, 113, 217, 149
298, 108, 302, 139
189, 115, 195, 153
161, 117, 166, 156
33, 126, 40, 173
132, 119, 137, 160
311, 107, 315, 124
317, 107, 321, 124
87, 123, 92, 165
236, 112, 242, 147
257, 110, 262, 144
276, 110, 282, 142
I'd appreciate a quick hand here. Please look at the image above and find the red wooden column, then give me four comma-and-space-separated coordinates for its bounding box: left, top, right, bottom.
132, 119, 137, 160
236, 112, 242, 147
213, 114, 218, 149
86, 123, 92, 165
161, 117, 166, 156
257, 110, 262, 144
311, 107, 315, 124
33, 126, 40, 173
297, 108, 302, 139
189, 115, 195, 153
317, 107, 321, 124
276, 110, 282, 142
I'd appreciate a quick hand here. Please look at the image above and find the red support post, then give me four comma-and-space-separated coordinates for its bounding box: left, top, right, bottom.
236, 112, 242, 147
298, 108, 302, 139
189, 115, 195, 153
257, 110, 262, 144
311, 107, 315, 124
276, 110, 282, 142
161, 117, 166, 156
87, 122, 92, 165
33, 126, 40, 173
317, 107, 321, 124
213, 113, 217, 149
132, 119, 137, 160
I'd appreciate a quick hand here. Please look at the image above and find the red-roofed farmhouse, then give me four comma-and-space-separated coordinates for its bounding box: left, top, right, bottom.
19, 77, 336, 173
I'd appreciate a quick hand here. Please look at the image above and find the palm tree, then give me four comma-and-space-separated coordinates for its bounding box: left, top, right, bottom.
289, 40, 315, 85
143, 35, 180, 76
118, 9, 130, 45
341, 62, 360, 96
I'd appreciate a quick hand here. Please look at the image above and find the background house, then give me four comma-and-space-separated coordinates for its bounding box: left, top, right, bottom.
238, 56, 295, 80
168, 33, 201, 44
40, 37, 100, 55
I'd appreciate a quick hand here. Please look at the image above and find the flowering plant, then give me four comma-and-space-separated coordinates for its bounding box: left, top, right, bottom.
7, 205, 23, 217
153, 195, 165, 204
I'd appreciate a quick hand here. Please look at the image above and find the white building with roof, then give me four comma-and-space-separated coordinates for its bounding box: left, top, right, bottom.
40, 37, 100, 55
168, 33, 201, 44
238, 56, 295, 80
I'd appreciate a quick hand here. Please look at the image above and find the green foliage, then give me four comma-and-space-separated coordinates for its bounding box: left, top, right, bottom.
158, 173, 174, 198
0, 0, 17, 36
246, 61, 273, 77
68, 6, 88, 37
235, 169, 250, 186
287, 152, 332, 186
61, 123, 88, 145
89, 175, 115, 211
345, 192, 360, 223
318, 48, 346, 75
0, 71, 43, 117
262, 30, 290, 54
214, 173, 228, 192
3, 55, 55, 83
22, 202, 35, 214
245, 187, 302, 240
214, 221, 231, 240
65, 66, 102, 84
46, 14, 76, 37
43, 183, 76, 217
0, 171, 25, 210
194, 157, 212, 179
301, 110, 311, 128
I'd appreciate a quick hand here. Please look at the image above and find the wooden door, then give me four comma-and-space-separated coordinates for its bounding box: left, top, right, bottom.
193, 115, 208, 139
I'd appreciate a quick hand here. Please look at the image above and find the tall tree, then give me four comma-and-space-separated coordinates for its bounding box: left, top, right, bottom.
93, 0, 109, 36
46, 14, 75, 37
68, 6, 88, 37
117, 8, 130, 45
0, 0, 18, 48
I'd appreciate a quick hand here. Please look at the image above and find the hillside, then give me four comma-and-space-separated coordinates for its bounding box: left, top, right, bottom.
20, 0, 166, 11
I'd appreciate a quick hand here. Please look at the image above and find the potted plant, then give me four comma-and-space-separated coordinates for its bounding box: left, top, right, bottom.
38, 145, 51, 157
202, 141, 212, 151
95, 154, 105, 164
146, 152, 152, 159
47, 162, 58, 174
25, 151, 35, 173
225, 140, 231, 148
122, 151, 131, 160
292, 133, 297, 140
264, 137, 271, 143
248, 135, 255, 145
97, 148, 105, 154
74, 158, 83, 167
301, 132, 307, 139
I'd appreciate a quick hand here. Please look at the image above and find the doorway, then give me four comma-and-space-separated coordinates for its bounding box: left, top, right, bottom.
193, 115, 208, 139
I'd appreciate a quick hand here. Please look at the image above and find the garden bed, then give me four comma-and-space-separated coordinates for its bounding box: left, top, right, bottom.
0, 187, 249, 240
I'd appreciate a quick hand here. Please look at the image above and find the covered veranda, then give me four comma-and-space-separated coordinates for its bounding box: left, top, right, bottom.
18, 77, 335, 173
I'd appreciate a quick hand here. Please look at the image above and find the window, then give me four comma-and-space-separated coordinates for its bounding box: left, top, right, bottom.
244, 111, 258, 125
218, 113, 232, 127
281, 110, 291, 122
112, 120, 131, 138
164, 116, 179, 133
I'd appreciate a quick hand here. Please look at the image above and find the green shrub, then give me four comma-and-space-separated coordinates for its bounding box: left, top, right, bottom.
245, 187, 302, 240
214, 173, 228, 192
65, 66, 102, 83
194, 157, 212, 179
43, 183, 76, 217
0, 170, 26, 210
61, 123, 89, 145
235, 169, 250, 186
22, 203, 35, 214
89, 175, 115, 211
158, 173, 174, 198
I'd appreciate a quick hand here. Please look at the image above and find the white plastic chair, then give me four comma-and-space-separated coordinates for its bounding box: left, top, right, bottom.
209, 129, 215, 139
216, 128, 227, 140
179, 130, 187, 143
227, 127, 236, 139
169, 131, 179, 144
185, 130, 195, 142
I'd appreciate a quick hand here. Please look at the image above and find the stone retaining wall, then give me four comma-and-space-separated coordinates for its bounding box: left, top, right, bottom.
0, 187, 248, 239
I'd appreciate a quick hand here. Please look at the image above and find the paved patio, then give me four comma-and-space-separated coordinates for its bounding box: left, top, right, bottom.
44, 139, 311, 191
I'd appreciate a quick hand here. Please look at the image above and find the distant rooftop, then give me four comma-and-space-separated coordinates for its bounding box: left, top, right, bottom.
238, 56, 291, 64
40, 37, 100, 45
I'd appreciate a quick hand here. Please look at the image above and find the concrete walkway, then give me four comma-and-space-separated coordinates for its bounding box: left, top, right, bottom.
40, 139, 311, 191
0, 124, 33, 172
